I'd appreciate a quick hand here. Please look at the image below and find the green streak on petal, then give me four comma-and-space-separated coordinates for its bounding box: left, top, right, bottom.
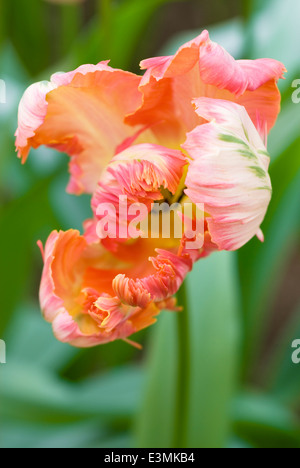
249, 166, 267, 179
257, 186, 272, 192
258, 149, 270, 157
219, 134, 248, 147
242, 124, 250, 142
239, 149, 257, 160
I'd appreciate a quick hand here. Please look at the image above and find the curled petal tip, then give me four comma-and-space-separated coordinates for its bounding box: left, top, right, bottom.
37, 240, 45, 261
256, 229, 265, 243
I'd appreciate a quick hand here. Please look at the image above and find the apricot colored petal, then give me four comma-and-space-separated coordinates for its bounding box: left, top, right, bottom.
127, 30, 285, 140
39, 230, 68, 323
51, 306, 151, 348
16, 63, 143, 194
39, 229, 180, 347
113, 249, 194, 308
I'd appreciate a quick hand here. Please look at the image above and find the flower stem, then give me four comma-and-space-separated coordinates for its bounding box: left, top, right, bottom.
174, 281, 190, 447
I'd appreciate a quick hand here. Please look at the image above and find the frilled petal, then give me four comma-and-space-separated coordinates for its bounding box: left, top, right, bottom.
39, 229, 194, 347
91, 143, 187, 239
126, 30, 285, 144
15, 81, 57, 157
113, 249, 194, 308
107, 143, 187, 197
183, 98, 272, 251
15, 63, 144, 194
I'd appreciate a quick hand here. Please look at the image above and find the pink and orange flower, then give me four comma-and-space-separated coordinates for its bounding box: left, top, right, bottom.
16, 31, 285, 347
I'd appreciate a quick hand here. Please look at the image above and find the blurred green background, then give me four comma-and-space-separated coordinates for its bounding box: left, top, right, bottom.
0, 0, 300, 449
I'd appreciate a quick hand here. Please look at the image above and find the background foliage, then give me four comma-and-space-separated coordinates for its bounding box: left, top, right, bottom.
0, 0, 299, 448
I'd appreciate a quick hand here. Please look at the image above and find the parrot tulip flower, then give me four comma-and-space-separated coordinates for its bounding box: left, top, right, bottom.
16, 31, 285, 347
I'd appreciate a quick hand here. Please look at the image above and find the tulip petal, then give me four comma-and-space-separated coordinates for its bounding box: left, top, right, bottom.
92, 143, 187, 239
127, 30, 285, 143
183, 98, 272, 251
39, 229, 194, 347
16, 63, 143, 194
113, 249, 194, 308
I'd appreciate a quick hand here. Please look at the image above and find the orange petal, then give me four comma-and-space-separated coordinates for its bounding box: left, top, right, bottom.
15, 63, 143, 194
126, 30, 285, 144
39, 229, 194, 347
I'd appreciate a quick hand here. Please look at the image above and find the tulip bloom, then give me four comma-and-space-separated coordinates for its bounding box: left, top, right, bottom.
16, 31, 285, 347
38, 230, 191, 347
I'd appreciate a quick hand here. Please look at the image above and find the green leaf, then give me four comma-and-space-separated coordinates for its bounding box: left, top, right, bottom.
4, 0, 51, 75
70, 0, 181, 71
160, 17, 246, 59
269, 304, 300, 404
268, 101, 300, 161
134, 311, 179, 448
92, 433, 132, 449
5, 304, 79, 373
0, 420, 106, 449
0, 173, 63, 335
233, 392, 300, 448
182, 252, 241, 448
249, 0, 300, 86
49, 172, 92, 232
238, 137, 300, 377
107, 0, 182, 69
0, 363, 144, 424
136, 253, 241, 448
60, 3, 82, 59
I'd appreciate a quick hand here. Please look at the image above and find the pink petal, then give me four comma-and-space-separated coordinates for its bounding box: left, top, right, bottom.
127, 30, 285, 142
113, 249, 194, 307
92, 143, 187, 239
183, 98, 272, 251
